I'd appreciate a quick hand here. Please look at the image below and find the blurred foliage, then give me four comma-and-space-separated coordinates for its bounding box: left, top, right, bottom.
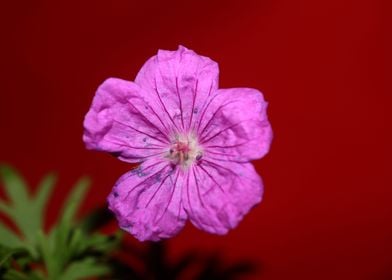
0, 165, 122, 280
108, 241, 258, 280
0, 164, 259, 280
107, 241, 260, 280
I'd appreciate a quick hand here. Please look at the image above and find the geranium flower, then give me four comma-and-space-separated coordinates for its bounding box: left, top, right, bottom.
83, 46, 273, 241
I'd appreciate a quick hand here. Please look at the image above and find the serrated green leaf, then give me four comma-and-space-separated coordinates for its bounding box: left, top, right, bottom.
59, 177, 90, 226
11, 210, 40, 245
53, 223, 73, 267
0, 166, 120, 280
58, 258, 111, 280
34, 173, 56, 228
0, 165, 40, 244
36, 230, 59, 279
0, 165, 29, 207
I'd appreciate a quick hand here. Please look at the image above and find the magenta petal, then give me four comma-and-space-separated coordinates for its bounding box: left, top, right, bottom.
83, 78, 169, 163
183, 161, 263, 234
135, 45, 219, 131
108, 158, 187, 241
198, 88, 272, 161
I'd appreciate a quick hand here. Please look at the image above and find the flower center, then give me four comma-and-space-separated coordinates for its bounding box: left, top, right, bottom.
167, 133, 202, 168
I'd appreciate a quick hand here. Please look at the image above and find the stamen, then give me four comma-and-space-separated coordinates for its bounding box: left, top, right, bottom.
166, 133, 203, 168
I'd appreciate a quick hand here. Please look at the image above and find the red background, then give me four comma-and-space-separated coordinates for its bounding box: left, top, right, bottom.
1, 0, 391, 279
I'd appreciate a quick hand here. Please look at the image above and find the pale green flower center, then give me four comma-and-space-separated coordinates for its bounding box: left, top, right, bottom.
167, 132, 203, 168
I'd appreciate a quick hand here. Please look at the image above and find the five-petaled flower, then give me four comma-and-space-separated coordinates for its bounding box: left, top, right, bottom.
83, 46, 273, 241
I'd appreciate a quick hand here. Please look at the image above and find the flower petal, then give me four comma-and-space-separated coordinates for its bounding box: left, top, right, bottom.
198, 88, 272, 161
183, 161, 263, 234
108, 158, 187, 241
135, 45, 219, 132
83, 78, 170, 163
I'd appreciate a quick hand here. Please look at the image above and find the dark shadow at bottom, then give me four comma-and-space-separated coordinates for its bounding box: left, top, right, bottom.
108, 241, 261, 280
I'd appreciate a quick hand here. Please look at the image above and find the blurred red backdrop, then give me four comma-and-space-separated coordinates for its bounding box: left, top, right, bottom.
0, 0, 391, 279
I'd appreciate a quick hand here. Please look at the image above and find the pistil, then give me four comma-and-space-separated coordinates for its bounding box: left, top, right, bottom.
167, 133, 202, 168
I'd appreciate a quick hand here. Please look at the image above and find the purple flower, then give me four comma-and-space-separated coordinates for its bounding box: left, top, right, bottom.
83, 46, 272, 241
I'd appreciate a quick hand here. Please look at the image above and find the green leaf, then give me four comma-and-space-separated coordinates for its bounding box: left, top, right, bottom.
0, 247, 26, 267
34, 173, 56, 228
29, 270, 45, 280
0, 224, 23, 248
52, 223, 73, 266
0, 201, 12, 216
0, 165, 41, 244
0, 166, 120, 280
36, 230, 58, 279
67, 228, 83, 257
0, 165, 29, 207
84, 232, 122, 253
59, 177, 90, 226
3, 269, 29, 280
58, 258, 111, 280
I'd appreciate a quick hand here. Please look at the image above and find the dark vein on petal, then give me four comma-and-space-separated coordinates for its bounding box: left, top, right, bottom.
198, 100, 238, 140
202, 159, 241, 178
177, 178, 184, 221
203, 159, 254, 182
190, 167, 221, 232
200, 120, 246, 144
149, 104, 171, 134
186, 169, 198, 223
143, 143, 167, 148
126, 100, 170, 142
188, 79, 198, 130
113, 119, 169, 144
123, 164, 170, 201
106, 139, 165, 150
195, 92, 221, 134
204, 141, 250, 149
155, 169, 180, 224
191, 81, 214, 132
175, 77, 185, 129
145, 167, 174, 208
205, 150, 242, 157
197, 164, 225, 193
114, 160, 166, 189
192, 166, 205, 208
153, 78, 180, 131
116, 151, 167, 163
207, 81, 214, 96
205, 156, 248, 163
